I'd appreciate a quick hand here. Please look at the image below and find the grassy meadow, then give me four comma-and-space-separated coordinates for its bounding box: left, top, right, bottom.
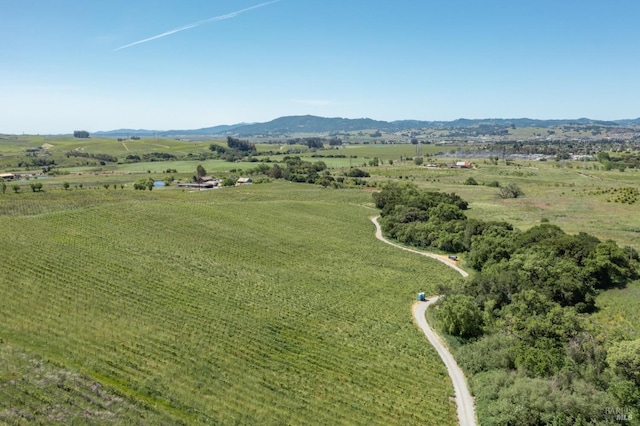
368, 160, 640, 248
0, 183, 461, 425
593, 280, 640, 340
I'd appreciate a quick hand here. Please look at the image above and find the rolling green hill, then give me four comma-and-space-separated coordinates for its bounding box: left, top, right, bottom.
92, 115, 637, 138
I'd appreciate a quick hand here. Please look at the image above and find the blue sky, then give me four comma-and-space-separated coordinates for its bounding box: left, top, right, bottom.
2, 0, 639, 134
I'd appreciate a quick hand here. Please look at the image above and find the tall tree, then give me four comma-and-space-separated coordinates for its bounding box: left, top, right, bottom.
607, 339, 640, 410
438, 294, 484, 338
196, 165, 207, 183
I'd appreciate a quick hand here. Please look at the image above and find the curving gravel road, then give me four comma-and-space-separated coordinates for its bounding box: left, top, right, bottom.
371, 217, 469, 278
371, 216, 476, 426
413, 300, 476, 426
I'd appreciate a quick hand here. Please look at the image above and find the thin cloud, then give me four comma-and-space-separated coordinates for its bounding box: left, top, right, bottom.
114, 0, 280, 51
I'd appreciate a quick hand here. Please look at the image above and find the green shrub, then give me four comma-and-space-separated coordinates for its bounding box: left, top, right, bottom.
464, 177, 478, 185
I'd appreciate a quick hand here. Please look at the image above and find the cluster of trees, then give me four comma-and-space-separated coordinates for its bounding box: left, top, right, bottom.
374, 182, 469, 252
122, 152, 177, 163
598, 151, 640, 171
142, 152, 177, 162
17, 147, 55, 168
65, 151, 118, 164
464, 223, 637, 312
367, 157, 381, 166
286, 137, 324, 149
264, 156, 329, 184
1, 181, 45, 194
29, 182, 44, 192
123, 154, 141, 163
16, 158, 56, 168
497, 183, 525, 199
133, 178, 154, 191
207, 137, 257, 162
281, 137, 342, 148
346, 168, 370, 178
226, 137, 256, 152
374, 182, 639, 423
245, 157, 370, 188
208, 144, 250, 162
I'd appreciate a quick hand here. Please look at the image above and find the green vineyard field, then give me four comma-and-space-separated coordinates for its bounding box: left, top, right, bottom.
0, 183, 460, 424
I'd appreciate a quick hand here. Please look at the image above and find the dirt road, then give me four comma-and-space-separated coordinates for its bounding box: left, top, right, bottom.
370, 216, 468, 278
371, 216, 476, 426
413, 300, 476, 426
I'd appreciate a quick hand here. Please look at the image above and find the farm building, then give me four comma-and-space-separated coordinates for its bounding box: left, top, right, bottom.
455, 161, 471, 168
235, 178, 253, 185
0, 173, 16, 180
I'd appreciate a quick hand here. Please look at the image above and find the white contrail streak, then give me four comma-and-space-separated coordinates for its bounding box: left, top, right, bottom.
114, 0, 280, 51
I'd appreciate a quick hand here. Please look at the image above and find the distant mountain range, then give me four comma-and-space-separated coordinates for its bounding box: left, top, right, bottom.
94, 115, 640, 138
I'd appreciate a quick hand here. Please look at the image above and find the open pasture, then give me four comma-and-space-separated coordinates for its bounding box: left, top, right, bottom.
0, 183, 460, 424
593, 280, 640, 340
368, 159, 640, 248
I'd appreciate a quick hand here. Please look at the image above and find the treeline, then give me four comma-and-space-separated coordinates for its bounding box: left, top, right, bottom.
123, 152, 177, 162
206, 137, 257, 162
208, 144, 251, 162
16, 158, 56, 168
598, 152, 640, 171
286, 137, 343, 148
65, 151, 118, 163
374, 182, 640, 424
310, 153, 349, 158
226, 136, 256, 152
